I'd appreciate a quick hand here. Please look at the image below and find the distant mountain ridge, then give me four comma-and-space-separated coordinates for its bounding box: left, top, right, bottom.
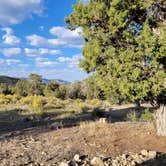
0, 75, 69, 85
0, 76, 20, 85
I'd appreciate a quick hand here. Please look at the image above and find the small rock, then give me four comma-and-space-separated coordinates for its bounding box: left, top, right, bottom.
99, 118, 107, 123
121, 154, 127, 159
141, 150, 148, 156
148, 151, 157, 159
79, 155, 88, 161
24, 116, 35, 122
74, 154, 80, 163
59, 162, 68, 166
90, 157, 105, 166
68, 160, 77, 166
131, 160, 136, 166
50, 122, 59, 129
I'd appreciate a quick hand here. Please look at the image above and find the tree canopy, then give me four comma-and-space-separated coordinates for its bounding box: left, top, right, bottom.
28, 73, 43, 96
66, 0, 166, 104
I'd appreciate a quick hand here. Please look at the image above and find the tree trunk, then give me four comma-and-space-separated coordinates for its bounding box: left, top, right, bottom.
155, 105, 166, 136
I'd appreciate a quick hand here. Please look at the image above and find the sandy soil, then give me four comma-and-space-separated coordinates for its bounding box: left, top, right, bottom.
0, 121, 166, 165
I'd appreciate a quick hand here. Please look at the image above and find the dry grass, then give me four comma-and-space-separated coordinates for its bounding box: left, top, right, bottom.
79, 118, 111, 139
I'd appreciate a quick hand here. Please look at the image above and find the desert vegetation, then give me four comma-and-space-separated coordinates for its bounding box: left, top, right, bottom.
0, 0, 166, 165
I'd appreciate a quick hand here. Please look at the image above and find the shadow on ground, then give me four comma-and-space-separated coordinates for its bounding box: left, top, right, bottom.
138, 153, 166, 166
0, 105, 156, 138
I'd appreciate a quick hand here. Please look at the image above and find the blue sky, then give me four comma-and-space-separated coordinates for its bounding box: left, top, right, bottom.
0, 0, 88, 82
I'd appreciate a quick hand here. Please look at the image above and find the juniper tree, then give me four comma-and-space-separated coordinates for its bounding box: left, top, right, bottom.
28, 73, 43, 96
66, 0, 166, 105
15, 80, 28, 97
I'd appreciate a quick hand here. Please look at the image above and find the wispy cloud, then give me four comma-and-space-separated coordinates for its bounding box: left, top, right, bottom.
6, 59, 21, 65
1, 27, 21, 45
24, 48, 61, 57
35, 57, 59, 67
0, 58, 21, 65
0, 0, 44, 25
58, 54, 82, 67
1, 48, 22, 57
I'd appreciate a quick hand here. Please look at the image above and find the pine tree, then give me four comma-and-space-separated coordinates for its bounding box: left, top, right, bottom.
66, 0, 166, 105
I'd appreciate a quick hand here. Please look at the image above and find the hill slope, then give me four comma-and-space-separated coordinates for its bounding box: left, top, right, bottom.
0, 76, 20, 85
0, 75, 69, 85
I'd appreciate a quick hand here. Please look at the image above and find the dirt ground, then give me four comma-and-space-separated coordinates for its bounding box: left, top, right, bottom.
0, 121, 166, 165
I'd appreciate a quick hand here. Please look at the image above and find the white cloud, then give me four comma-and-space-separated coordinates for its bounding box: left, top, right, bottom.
35, 57, 59, 67
58, 54, 82, 67
1, 27, 21, 45
49, 26, 82, 39
6, 59, 21, 65
26, 26, 83, 48
50, 26, 83, 48
26, 35, 49, 47
24, 48, 61, 57
26, 34, 66, 47
0, 58, 21, 65
0, 68, 29, 78
0, 0, 44, 25
2, 47, 22, 57
18, 64, 29, 68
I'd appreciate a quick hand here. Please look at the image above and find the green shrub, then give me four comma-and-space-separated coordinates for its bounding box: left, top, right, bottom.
91, 107, 105, 118
81, 106, 90, 113
140, 108, 153, 121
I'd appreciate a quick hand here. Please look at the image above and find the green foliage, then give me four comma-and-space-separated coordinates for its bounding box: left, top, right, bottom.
0, 83, 14, 95
140, 108, 153, 121
81, 106, 90, 113
66, 0, 166, 104
15, 80, 28, 97
68, 81, 85, 99
91, 107, 105, 118
44, 80, 59, 96
28, 73, 43, 96
85, 76, 105, 100
55, 84, 68, 99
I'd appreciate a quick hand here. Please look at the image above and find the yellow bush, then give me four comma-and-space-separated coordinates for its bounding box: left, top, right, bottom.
20, 96, 45, 114
45, 96, 58, 105
20, 96, 34, 105
31, 96, 44, 113
87, 99, 103, 107
0, 94, 20, 104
